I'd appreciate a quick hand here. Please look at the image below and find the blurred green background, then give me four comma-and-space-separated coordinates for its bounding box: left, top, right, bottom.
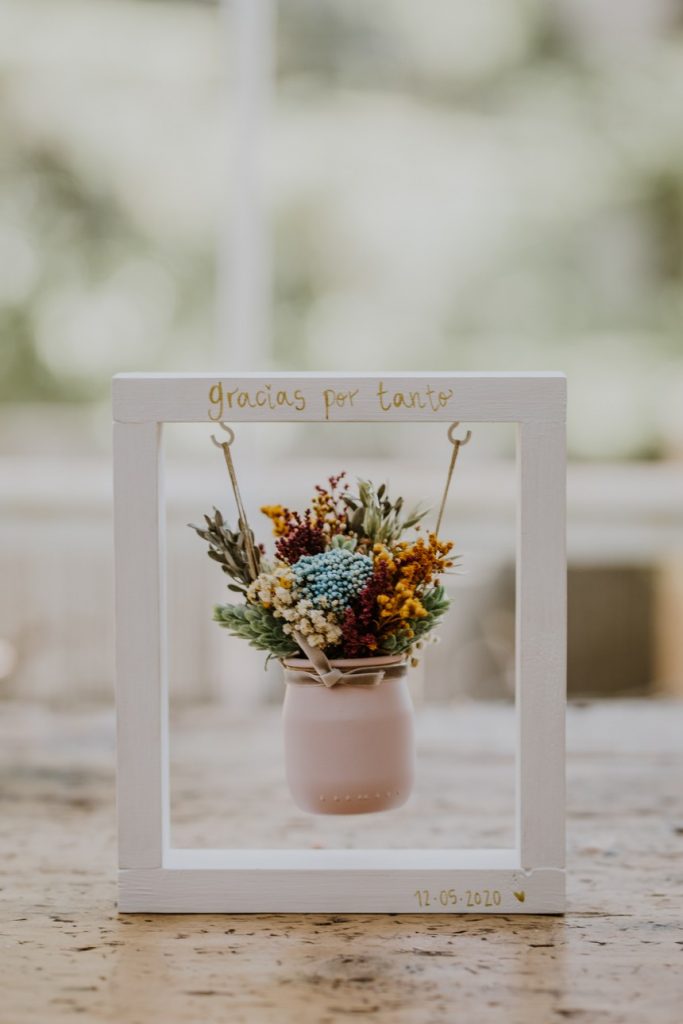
2, 0, 683, 457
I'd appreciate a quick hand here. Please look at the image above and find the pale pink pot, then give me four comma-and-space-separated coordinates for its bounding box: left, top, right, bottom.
282, 655, 414, 815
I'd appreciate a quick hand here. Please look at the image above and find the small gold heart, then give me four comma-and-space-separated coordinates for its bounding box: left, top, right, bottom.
513, 890, 526, 903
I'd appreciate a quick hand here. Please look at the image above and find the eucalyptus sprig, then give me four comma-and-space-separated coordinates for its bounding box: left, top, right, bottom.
213, 602, 298, 659
189, 507, 261, 590
342, 480, 429, 546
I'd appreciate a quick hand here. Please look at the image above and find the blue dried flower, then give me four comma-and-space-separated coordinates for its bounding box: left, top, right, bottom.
291, 548, 374, 611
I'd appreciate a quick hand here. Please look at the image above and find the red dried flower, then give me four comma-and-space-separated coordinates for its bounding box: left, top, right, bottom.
340, 559, 392, 657
311, 471, 349, 537
275, 511, 326, 563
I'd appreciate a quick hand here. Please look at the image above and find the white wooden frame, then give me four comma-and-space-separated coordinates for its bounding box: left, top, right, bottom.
113, 372, 566, 913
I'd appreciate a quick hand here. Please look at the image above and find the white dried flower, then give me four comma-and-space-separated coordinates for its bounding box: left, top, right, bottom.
245, 562, 342, 650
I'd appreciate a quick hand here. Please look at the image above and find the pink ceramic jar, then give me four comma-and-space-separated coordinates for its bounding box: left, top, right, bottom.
281, 655, 414, 815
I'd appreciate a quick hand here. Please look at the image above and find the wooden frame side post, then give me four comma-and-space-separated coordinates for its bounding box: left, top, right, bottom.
515, 417, 567, 871
114, 421, 169, 868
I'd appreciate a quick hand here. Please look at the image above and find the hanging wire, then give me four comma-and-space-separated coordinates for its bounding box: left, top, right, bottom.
210, 423, 259, 581
434, 422, 472, 538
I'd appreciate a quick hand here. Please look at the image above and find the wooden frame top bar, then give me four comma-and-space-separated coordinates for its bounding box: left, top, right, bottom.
112, 372, 566, 424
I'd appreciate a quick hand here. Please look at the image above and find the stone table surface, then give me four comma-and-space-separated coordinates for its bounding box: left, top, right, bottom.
1, 699, 682, 1024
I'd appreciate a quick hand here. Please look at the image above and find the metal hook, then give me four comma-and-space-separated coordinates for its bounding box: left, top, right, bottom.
211, 422, 235, 448
447, 421, 472, 447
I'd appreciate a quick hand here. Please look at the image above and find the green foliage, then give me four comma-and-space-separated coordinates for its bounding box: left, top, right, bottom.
330, 533, 357, 550
342, 480, 429, 546
213, 602, 298, 658
189, 507, 261, 589
379, 585, 450, 655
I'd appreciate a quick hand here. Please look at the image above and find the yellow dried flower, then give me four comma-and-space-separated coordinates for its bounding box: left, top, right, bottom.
261, 504, 289, 537
372, 534, 451, 639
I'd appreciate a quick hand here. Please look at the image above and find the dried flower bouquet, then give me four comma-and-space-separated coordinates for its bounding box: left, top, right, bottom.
191, 472, 454, 663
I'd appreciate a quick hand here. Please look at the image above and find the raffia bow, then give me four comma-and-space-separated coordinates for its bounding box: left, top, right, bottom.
284, 632, 407, 688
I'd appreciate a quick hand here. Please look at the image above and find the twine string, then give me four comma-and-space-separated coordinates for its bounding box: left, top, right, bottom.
211, 423, 259, 582
434, 422, 472, 538
286, 631, 406, 687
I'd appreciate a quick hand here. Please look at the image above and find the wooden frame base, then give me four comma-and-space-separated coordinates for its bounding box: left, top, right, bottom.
119, 850, 564, 914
